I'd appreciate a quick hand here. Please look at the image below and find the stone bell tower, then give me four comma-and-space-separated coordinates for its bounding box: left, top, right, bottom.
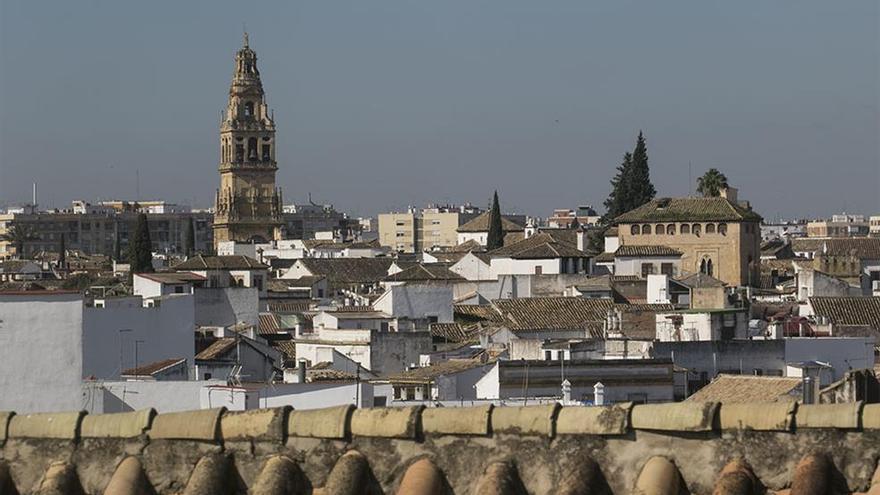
213, 33, 284, 248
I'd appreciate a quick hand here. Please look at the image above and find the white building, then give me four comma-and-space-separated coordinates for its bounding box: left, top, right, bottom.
0, 291, 195, 413
655, 309, 749, 342
372, 284, 454, 325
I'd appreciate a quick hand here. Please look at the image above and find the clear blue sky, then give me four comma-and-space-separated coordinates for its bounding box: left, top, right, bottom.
1, 1, 878, 219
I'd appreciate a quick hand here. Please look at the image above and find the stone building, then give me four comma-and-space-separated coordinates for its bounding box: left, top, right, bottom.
213, 34, 284, 248
613, 193, 762, 287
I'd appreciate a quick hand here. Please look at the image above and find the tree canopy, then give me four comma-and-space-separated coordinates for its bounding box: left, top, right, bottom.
486, 191, 504, 251
697, 168, 729, 197
127, 213, 154, 273
602, 131, 656, 223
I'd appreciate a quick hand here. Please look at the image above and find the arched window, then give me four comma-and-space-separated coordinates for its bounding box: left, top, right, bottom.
692, 224, 701, 236
700, 259, 707, 274
248, 137, 258, 160
706, 223, 716, 234
666, 224, 676, 235
718, 223, 727, 235
630, 225, 639, 235
707, 259, 713, 276
642, 224, 652, 235
680, 224, 690, 234
262, 144, 271, 161
655, 224, 665, 234
244, 101, 254, 117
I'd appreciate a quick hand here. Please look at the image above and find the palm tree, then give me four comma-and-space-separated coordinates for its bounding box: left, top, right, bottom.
0, 224, 38, 259
697, 168, 729, 197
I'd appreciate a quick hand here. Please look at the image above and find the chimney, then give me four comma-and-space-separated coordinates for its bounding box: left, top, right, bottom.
561, 379, 572, 405
802, 375, 815, 404
719, 186, 738, 203
593, 382, 605, 406
297, 360, 307, 384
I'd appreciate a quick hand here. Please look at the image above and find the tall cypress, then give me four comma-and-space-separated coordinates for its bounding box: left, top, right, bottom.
486, 191, 504, 250
127, 213, 154, 273
628, 131, 656, 208
602, 152, 634, 223
183, 218, 195, 258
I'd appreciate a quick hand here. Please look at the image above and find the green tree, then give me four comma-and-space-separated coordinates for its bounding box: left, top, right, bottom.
628, 131, 656, 207
58, 233, 66, 270
183, 218, 195, 258
601, 131, 656, 223
0, 224, 37, 259
113, 230, 122, 262
486, 191, 504, 251
127, 213, 154, 273
697, 168, 729, 197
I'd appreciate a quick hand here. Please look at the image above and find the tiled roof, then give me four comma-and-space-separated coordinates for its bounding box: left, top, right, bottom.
137, 272, 206, 284
258, 313, 282, 335
594, 251, 616, 263
610, 275, 642, 283
297, 258, 394, 284
677, 272, 727, 288
267, 301, 314, 313
492, 297, 614, 334
809, 296, 880, 330
449, 239, 484, 252
174, 255, 267, 271
615, 245, 682, 257
613, 197, 762, 224
384, 264, 465, 282
429, 323, 478, 343
0, 260, 39, 272
791, 238, 880, 260
457, 211, 525, 233
384, 359, 490, 384
454, 304, 504, 323
488, 233, 588, 259
685, 374, 802, 403
194, 338, 236, 361
120, 357, 186, 377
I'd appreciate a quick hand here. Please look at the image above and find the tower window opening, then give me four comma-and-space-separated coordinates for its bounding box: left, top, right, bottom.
244, 102, 254, 118
235, 145, 244, 163
248, 138, 258, 160
262, 144, 271, 161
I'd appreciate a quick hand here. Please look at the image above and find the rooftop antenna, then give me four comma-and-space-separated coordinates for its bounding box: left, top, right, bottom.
32, 182, 37, 212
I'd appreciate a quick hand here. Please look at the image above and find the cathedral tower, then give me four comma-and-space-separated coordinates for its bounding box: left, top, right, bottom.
213, 33, 283, 247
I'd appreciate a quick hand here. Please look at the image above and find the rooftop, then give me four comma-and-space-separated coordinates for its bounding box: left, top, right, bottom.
613, 197, 762, 224
488, 233, 589, 259
456, 211, 525, 233
295, 258, 394, 285
174, 254, 267, 271
120, 357, 186, 378
685, 374, 802, 403
383, 359, 490, 384
384, 264, 465, 282
792, 237, 880, 260
810, 296, 880, 331
615, 245, 683, 257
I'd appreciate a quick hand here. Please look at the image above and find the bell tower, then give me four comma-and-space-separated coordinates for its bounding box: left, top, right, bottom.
213, 33, 284, 248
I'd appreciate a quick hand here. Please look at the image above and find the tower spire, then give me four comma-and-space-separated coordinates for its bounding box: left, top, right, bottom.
243, 30, 249, 48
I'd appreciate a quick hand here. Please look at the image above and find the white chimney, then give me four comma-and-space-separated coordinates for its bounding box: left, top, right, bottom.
593, 382, 605, 406
561, 379, 572, 405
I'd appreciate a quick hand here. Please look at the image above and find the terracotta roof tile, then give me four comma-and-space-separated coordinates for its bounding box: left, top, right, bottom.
491, 297, 614, 334
174, 254, 267, 271
613, 197, 762, 224
686, 374, 802, 403
615, 245, 682, 257
121, 357, 186, 377
384, 264, 465, 282
792, 238, 880, 259
296, 258, 394, 284
194, 338, 236, 361
809, 296, 880, 330
457, 212, 525, 233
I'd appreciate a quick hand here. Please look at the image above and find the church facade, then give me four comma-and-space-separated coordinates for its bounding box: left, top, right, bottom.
213, 34, 284, 248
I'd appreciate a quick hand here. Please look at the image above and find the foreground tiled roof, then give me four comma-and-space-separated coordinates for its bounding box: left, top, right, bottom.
615, 245, 683, 257
792, 237, 880, 259
492, 297, 613, 334
686, 374, 803, 403
384, 264, 465, 282
174, 254, 267, 271
2, 402, 878, 494
810, 296, 880, 330
137, 272, 207, 284
267, 300, 314, 313
429, 322, 478, 343
488, 233, 588, 259
120, 357, 186, 377
194, 338, 236, 361
453, 304, 504, 323
297, 258, 394, 284
258, 313, 282, 335
613, 197, 762, 223
456, 211, 525, 232
384, 359, 490, 384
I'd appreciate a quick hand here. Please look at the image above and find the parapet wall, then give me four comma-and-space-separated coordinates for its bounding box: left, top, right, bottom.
1, 401, 879, 494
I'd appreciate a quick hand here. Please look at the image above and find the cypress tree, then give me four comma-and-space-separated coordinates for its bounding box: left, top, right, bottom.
127, 213, 154, 273
486, 191, 504, 250
183, 218, 195, 258
113, 230, 122, 262
602, 152, 634, 223
628, 131, 656, 207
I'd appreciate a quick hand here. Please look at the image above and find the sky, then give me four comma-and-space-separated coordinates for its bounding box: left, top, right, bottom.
1, 1, 878, 220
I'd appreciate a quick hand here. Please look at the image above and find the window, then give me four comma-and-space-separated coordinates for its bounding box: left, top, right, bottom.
544, 350, 553, 361
661, 263, 674, 276
655, 224, 665, 234
244, 101, 254, 117
253, 276, 263, 291
680, 224, 690, 234
692, 224, 701, 236
718, 223, 728, 235
396, 221, 405, 226
247, 138, 258, 160
396, 232, 406, 237
706, 223, 716, 234
631, 225, 640, 235
666, 224, 676, 235
535, 265, 543, 275
204, 373, 212, 380
262, 144, 271, 161
174, 286, 184, 294
235, 145, 244, 162
641, 224, 652, 235
641, 263, 655, 277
